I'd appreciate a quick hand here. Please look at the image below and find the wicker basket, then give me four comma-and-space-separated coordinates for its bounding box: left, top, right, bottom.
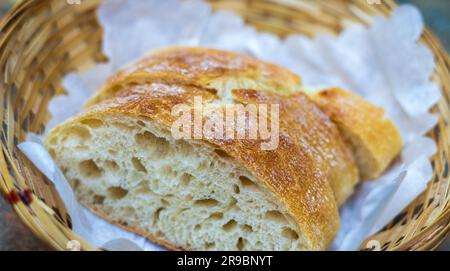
0, 0, 449, 251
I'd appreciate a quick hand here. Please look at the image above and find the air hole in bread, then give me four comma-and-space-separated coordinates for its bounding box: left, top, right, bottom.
197, 161, 208, 171
180, 173, 193, 187
107, 186, 129, 200
239, 176, 258, 190
205, 87, 218, 95
70, 126, 91, 141
72, 179, 81, 190
194, 224, 201, 231
208, 212, 224, 220
167, 194, 175, 200
265, 210, 287, 224
161, 166, 176, 179
131, 157, 147, 172
229, 197, 238, 208
135, 181, 151, 194
135, 131, 169, 156
115, 122, 134, 132
214, 149, 230, 159
104, 160, 120, 172
281, 228, 299, 240
205, 242, 215, 249
135, 131, 152, 146
237, 237, 247, 251
161, 199, 170, 206
241, 224, 253, 233
136, 120, 146, 127
153, 208, 165, 226
222, 219, 237, 232
79, 160, 103, 178
233, 184, 240, 194
93, 194, 105, 204
81, 118, 104, 129
194, 198, 220, 208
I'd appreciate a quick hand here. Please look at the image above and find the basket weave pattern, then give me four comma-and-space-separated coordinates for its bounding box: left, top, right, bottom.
0, 0, 448, 251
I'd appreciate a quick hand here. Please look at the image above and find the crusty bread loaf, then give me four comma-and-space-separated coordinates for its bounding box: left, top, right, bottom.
85, 47, 359, 205
45, 87, 340, 250
44, 48, 363, 250
307, 88, 403, 180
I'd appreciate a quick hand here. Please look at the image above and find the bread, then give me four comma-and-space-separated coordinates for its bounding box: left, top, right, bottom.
307, 88, 403, 180
85, 47, 302, 107
85, 47, 359, 205
44, 47, 363, 250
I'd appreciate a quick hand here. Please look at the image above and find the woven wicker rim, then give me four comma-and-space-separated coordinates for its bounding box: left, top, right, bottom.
0, 0, 449, 251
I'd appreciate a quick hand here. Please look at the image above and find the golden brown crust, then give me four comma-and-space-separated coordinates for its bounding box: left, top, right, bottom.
229, 90, 358, 206
308, 88, 403, 180
85, 47, 301, 107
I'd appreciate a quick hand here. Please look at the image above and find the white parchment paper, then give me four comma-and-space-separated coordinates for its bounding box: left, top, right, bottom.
19, 0, 440, 250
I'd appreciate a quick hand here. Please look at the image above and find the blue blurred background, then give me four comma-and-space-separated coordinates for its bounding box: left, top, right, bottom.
398, 0, 450, 50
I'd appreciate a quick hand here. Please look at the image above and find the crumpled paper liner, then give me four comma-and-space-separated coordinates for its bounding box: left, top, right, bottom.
19, 0, 440, 250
